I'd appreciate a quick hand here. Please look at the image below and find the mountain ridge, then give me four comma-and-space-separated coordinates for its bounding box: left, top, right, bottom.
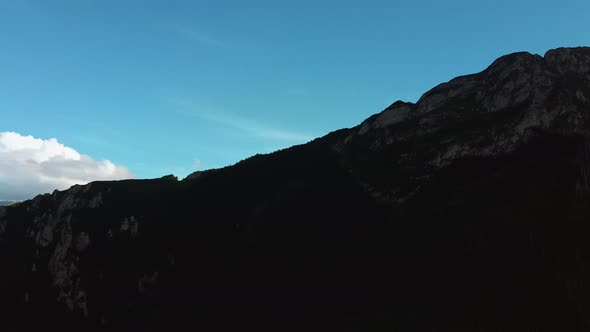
2, 46, 590, 331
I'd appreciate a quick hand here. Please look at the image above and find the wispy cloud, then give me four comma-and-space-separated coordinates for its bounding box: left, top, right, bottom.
171, 24, 232, 49
172, 99, 316, 142
193, 159, 201, 170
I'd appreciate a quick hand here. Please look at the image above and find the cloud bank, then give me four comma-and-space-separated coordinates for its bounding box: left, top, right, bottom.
0, 132, 133, 200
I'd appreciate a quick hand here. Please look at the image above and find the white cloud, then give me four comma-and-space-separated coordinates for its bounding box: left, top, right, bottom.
0, 132, 133, 200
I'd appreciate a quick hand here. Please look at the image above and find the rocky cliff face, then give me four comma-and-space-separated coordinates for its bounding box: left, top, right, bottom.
337, 47, 590, 203
2, 47, 590, 331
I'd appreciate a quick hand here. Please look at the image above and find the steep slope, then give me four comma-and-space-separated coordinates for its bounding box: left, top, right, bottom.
1, 47, 590, 331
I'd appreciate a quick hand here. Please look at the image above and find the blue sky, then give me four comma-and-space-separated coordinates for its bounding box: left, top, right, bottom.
1, 0, 589, 190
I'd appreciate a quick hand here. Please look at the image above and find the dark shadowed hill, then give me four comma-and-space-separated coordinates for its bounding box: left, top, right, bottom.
2, 47, 590, 331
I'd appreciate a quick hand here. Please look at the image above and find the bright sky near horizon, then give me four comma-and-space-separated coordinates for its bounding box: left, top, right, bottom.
1, 0, 589, 200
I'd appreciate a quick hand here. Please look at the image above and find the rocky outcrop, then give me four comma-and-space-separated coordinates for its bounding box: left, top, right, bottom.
337, 48, 590, 204
353, 48, 590, 145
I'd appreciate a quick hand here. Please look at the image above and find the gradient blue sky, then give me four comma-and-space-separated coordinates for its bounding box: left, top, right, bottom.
1, 0, 589, 180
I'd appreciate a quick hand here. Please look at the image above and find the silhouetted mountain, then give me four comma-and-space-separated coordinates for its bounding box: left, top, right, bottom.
2, 47, 590, 331
0, 201, 17, 206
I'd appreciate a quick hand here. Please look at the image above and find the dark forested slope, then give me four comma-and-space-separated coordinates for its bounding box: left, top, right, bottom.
2, 47, 590, 331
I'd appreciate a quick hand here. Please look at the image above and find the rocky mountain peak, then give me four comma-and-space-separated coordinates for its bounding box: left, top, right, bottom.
350, 47, 590, 151
332, 47, 590, 207
545, 46, 590, 75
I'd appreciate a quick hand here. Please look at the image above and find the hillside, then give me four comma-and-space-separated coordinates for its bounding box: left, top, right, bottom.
1, 47, 590, 331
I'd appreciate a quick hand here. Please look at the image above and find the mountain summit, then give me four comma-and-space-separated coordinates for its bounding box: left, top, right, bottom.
2, 47, 590, 331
